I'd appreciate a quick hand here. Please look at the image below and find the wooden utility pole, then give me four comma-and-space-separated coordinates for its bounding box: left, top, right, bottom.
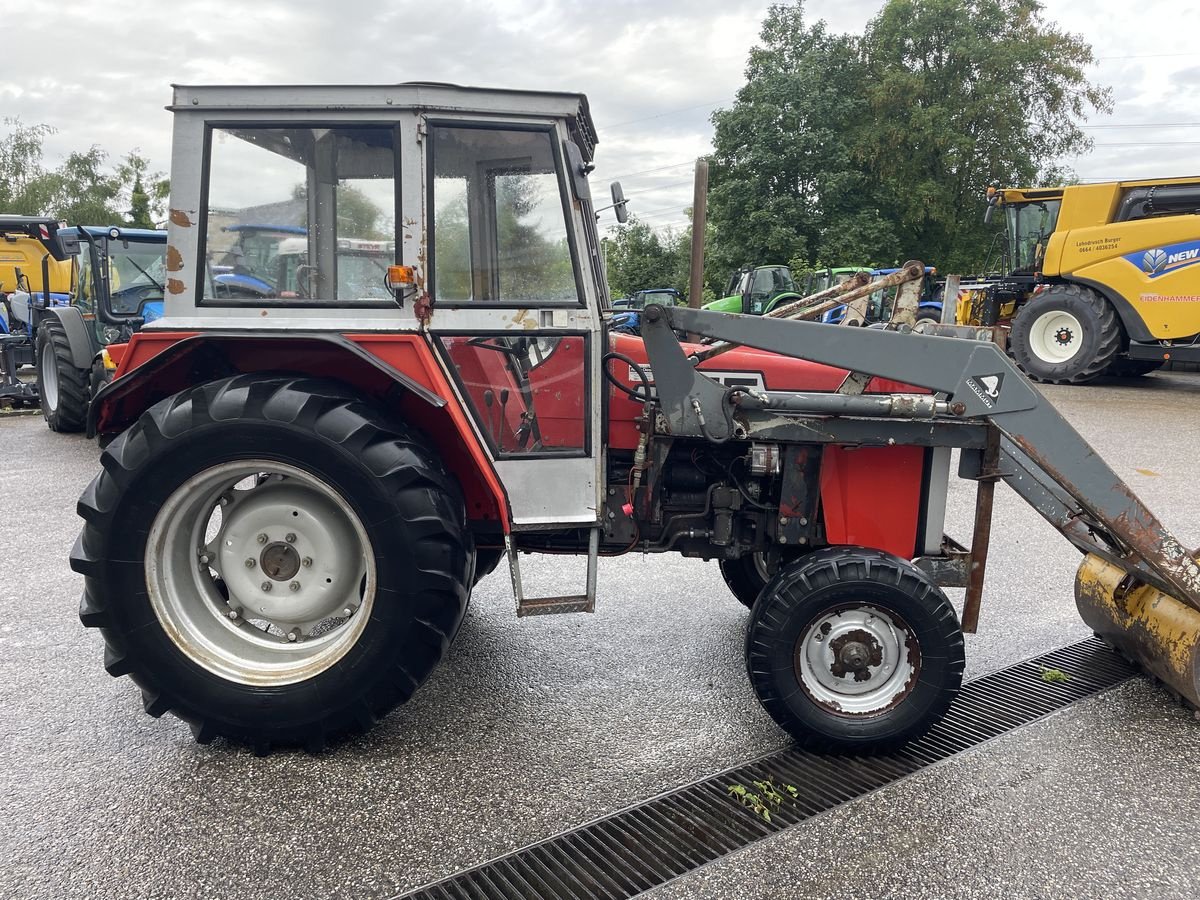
688, 159, 709, 309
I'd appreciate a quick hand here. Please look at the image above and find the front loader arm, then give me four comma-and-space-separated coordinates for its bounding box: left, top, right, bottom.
641, 304, 1200, 612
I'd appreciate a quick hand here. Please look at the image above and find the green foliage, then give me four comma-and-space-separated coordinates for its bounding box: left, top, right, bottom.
603, 217, 682, 298
1040, 666, 1070, 683
707, 0, 1110, 276
0, 118, 169, 227
727, 777, 800, 823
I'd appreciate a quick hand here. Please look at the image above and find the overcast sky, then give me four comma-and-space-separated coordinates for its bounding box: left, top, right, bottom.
5, 0, 1198, 235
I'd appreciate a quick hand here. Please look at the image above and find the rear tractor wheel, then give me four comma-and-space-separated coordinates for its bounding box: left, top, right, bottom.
36, 319, 88, 432
73, 375, 473, 753
745, 546, 965, 754
720, 551, 796, 609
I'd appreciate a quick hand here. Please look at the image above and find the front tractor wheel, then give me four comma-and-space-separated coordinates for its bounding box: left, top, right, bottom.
745, 546, 965, 754
36, 319, 89, 432
1008, 285, 1121, 384
72, 375, 473, 753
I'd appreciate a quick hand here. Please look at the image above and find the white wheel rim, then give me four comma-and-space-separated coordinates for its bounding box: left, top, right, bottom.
40, 342, 59, 410
1028, 310, 1083, 364
145, 460, 376, 686
795, 604, 919, 716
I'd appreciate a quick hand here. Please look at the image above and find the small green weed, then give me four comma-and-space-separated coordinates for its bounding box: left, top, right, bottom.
1040, 666, 1070, 683
727, 776, 799, 823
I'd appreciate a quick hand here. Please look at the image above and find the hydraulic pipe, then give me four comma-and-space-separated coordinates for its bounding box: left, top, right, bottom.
733, 390, 949, 418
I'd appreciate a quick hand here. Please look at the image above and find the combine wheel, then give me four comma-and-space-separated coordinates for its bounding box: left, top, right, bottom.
72, 375, 472, 753
36, 319, 88, 432
1008, 285, 1120, 384
745, 546, 964, 754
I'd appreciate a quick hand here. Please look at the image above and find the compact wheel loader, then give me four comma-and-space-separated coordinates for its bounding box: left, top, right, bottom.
974, 178, 1200, 383
72, 84, 1200, 756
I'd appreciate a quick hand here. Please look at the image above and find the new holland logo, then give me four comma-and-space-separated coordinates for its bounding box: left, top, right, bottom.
966, 372, 1004, 408
1142, 248, 1168, 275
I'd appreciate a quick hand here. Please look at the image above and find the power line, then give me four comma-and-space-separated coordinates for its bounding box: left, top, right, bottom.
599, 98, 733, 131
620, 178, 696, 198
1081, 122, 1200, 129
593, 160, 697, 182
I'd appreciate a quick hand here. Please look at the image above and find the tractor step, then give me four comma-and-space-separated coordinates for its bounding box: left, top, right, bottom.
509, 527, 599, 617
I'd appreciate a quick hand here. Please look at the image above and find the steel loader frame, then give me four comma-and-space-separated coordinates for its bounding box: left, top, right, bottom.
642, 304, 1200, 703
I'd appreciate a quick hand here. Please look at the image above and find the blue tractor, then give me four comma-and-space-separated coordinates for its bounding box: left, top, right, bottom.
36, 226, 167, 431
211, 223, 307, 298
821, 266, 943, 325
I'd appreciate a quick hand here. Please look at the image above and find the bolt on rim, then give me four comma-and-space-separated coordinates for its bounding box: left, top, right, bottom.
144, 460, 376, 686
794, 603, 920, 716
1029, 310, 1083, 364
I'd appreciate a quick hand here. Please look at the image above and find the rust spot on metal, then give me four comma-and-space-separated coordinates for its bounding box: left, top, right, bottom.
166, 278, 185, 295
414, 291, 433, 326
165, 245, 184, 273
168, 209, 192, 228
829, 629, 883, 682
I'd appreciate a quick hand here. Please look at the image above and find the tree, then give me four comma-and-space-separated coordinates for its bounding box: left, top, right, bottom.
707, 4, 895, 279
0, 119, 169, 226
859, 0, 1111, 271
602, 217, 680, 298
705, 1, 1110, 276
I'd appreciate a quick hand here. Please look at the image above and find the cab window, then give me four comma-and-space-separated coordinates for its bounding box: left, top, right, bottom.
429, 125, 578, 304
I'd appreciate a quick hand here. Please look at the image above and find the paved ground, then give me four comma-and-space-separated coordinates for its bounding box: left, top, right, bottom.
1, 371, 1199, 900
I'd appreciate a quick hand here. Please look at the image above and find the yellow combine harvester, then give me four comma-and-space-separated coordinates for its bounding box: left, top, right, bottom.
970, 177, 1200, 383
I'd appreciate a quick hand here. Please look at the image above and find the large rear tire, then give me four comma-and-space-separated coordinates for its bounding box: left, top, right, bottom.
745, 546, 964, 754
36, 319, 88, 432
73, 374, 473, 753
1008, 285, 1121, 384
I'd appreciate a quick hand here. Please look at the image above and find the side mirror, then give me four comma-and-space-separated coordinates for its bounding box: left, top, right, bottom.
611, 182, 628, 224
983, 204, 994, 225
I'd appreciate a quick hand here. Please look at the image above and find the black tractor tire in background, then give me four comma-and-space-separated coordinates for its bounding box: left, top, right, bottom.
745, 546, 965, 754
73, 375, 473, 753
914, 309, 942, 326
1105, 357, 1163, 378
720, 553, 794, 609
1008, 284, 1121, 384
36, 319, 89, 432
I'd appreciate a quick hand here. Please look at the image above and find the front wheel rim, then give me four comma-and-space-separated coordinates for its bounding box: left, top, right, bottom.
145, 460, 376, 686
40, 342, 59, 410
1028, 309, 1084, 364
794, 603, 919, 716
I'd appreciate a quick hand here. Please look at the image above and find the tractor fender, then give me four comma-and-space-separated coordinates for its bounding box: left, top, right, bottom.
40, 305, 97, 369
91, 330, 510, 528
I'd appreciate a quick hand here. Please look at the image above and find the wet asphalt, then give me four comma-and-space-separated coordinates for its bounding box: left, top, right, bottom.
1, 371, 1199, 900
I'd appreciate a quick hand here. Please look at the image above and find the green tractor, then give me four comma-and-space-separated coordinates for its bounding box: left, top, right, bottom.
705, 265, 805, 315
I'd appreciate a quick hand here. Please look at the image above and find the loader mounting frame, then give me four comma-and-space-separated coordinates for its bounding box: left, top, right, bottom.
641, 305, 1200, 620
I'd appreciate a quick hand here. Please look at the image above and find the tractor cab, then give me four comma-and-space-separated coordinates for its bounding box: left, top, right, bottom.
707, 265, 802, 315
984, 186, 1064, 276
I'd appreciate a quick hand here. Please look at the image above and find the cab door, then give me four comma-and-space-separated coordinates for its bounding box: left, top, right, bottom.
412, 117, 604, 529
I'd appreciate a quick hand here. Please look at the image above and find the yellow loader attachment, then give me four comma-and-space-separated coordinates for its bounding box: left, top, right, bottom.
1076, 554, 1200, 709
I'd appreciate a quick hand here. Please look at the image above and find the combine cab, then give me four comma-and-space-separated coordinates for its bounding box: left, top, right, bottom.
71, 84, 1200, 756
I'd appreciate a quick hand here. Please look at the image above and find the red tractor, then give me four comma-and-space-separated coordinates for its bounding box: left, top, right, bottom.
74, 84, 1200, 755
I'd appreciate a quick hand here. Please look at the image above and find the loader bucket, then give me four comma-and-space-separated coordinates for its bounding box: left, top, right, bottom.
1075, 553, 1200, 709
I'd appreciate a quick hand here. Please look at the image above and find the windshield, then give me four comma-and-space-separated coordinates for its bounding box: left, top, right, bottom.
1006, 200, 1061, 273
106, 240, 166, 315
747, 267, 797, 314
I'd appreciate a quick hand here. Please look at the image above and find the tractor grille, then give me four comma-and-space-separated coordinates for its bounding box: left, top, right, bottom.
395, 638, 1136, 900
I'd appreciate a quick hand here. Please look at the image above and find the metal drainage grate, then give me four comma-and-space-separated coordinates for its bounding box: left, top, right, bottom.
396, 638, 1135, 900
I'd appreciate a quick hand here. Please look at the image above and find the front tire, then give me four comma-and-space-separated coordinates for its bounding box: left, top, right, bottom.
36, 319, 88, 432
72, 375, 472, 753
745, 546, 964, 754
1009, 285, 1120, 384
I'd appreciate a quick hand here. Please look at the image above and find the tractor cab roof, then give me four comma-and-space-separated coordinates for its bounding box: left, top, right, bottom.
63, 226, 167, 243
169, 82, 598, 161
